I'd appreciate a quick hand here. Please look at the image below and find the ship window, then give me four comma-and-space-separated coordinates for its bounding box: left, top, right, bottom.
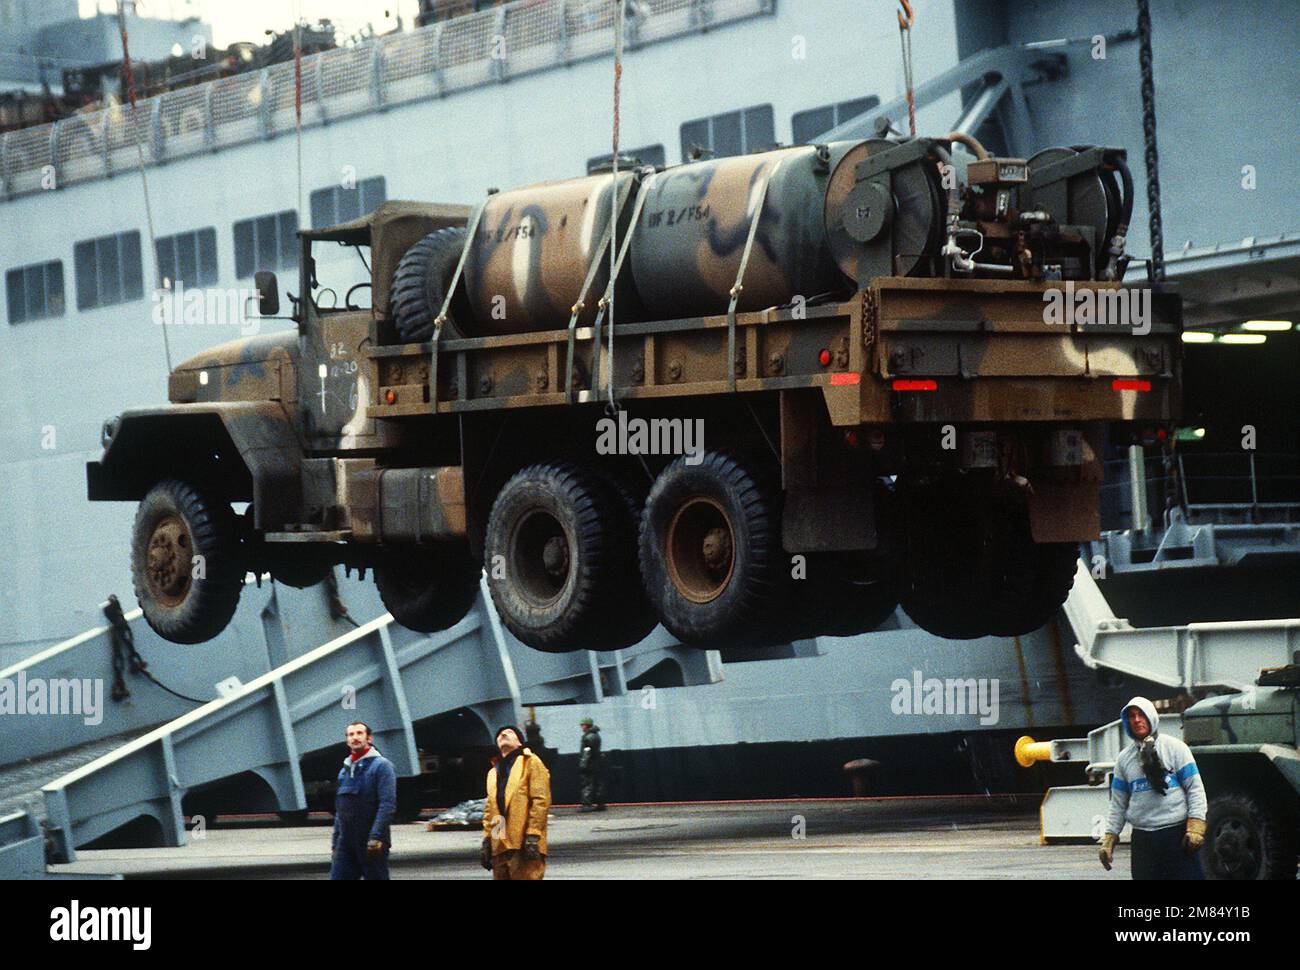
309, 176, 387, 229
73, 231, 143, 311
155, 228, 218, 288
791, 95, 880, 144
679, 104, 775, 162
586, 144, 666, 174
233, 210, 299, 278
5, 259, 65, 324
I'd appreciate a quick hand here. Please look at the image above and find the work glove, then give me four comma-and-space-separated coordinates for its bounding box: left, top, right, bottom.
481, 836, 494, 871
522, 833, 542, 862
1183, 817, 1206, 853
366, 839, 384, 860
1099, 832, 1118, 871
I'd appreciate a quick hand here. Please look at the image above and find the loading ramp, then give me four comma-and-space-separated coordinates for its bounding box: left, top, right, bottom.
1, 576, 720, 875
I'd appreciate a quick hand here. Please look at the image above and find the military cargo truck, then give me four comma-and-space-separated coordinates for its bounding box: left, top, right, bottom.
88, 135, 1181, 651
1183, 666, 1300, 880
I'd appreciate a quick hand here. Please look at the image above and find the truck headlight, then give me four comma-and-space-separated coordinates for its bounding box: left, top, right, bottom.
101, 416, 120, 449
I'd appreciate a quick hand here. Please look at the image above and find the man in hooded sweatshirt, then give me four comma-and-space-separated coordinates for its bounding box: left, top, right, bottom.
481, 725, 551, 880
331, 720, 398, 880
1100, 697, 1208, 879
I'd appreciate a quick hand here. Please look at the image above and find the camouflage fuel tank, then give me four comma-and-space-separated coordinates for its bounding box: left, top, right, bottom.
461, 170, 640, 335
455, 144, 862, 335
628, 144, 845, 319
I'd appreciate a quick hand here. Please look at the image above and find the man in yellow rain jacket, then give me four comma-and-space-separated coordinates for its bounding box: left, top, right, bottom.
481, 725, 551, 880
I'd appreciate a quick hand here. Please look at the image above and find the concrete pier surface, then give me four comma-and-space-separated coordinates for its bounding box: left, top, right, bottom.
49, 795, 1116, 880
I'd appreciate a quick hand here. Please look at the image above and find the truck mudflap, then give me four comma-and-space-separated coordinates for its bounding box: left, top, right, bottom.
88, 402, 302, 529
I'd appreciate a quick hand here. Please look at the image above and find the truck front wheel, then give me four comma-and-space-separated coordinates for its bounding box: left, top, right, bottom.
374, 542, 481, 634
1203, 789, 1298, 880
131, 479, 243, 644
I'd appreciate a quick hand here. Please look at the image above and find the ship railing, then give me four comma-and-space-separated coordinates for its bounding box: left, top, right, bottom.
0, 0, 775, 200
1099, 451, 1300, 534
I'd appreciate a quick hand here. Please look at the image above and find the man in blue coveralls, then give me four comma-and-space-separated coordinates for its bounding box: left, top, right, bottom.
330, 721, 397, 880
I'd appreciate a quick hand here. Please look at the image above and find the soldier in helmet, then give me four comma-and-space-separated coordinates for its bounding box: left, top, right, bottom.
578, 716, 606, 812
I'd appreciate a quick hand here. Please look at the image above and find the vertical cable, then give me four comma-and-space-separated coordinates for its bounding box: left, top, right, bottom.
897, 1, 916, 137
608, 0, 626, 408
295, 2, 304, 232
1136, 0, 1164, 281
116, 0, 172, 373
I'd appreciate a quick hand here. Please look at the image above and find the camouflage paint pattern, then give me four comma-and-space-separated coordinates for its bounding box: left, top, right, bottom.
629, 145, 843, 319
91, 139, 1182, 556
462, 171, 638, 334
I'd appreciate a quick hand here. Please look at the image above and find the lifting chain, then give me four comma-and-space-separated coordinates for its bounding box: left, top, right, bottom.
104, 594, 209, 704
1137, 0, 1165, 281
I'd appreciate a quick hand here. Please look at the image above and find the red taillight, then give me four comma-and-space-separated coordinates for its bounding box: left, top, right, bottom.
830, 372, 861, 386
818, 349, 831, 367
892, 379, 937, 391
385, 389, 396, 404
1112, 379, 1151, 392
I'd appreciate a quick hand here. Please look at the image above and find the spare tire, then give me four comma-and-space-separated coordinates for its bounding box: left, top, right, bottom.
390, 227, 470, 343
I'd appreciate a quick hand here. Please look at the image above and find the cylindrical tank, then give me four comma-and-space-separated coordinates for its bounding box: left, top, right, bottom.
627, 144, 845, 319
461, 171, 640, 335
454, 143, 863, 336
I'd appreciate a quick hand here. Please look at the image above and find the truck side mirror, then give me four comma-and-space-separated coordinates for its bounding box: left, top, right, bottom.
254, 270, 280, 316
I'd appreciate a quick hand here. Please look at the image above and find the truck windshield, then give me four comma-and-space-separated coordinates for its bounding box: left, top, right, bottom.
313, 241, 372, 313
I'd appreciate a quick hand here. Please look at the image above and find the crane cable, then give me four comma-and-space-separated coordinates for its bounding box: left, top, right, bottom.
897, 1, 917, 137
607, 0, 627, 411
115, 0, 172, 374
294, 0, 304, 234
1136, 0, 1164, 281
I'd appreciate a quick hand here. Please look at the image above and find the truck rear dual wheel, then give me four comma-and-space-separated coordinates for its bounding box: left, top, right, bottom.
785, 553, 899, 639
898, 483, 992, 639
131, 479, 244, 644
374, 542, 481, 634
898, 481, 1078, 640
485, 462, 627, 652
638, 451, 782, 647
993, 540, 1079, 636
588, 468, 659, 650
1203, 790, 1298, 880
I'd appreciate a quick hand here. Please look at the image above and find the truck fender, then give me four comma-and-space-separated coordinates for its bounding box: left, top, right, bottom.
87, 402, 302, 529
